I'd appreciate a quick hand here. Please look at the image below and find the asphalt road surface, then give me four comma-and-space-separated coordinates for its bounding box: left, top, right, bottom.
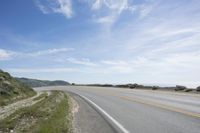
35, 86, 200, 133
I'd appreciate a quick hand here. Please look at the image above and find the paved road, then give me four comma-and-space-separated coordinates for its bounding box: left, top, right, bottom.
35, 86, 200, 133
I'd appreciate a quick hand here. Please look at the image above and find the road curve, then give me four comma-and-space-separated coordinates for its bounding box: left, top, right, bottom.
35, 86, 200, 133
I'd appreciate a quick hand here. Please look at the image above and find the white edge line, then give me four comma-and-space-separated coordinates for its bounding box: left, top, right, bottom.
81, 95, 130, 133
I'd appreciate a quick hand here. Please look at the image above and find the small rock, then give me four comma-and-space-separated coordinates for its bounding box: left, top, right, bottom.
175, 85, 186, 91
152, 86, 159, 90
197, 86, 200, 91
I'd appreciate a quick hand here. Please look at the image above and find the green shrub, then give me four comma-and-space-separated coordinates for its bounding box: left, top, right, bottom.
185, 89, 193, 92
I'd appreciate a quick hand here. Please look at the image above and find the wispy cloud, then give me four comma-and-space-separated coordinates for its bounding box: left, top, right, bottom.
35, 0, 73, 18
34, 0, 156, 26
101, 60, 128, 66
0, 48, 74, 60
28, 48, 74, 57
66, 57, 97, 66
0, 49, 14, 60
108, 66, 133, 73
7, 68, 78, 73
91, 0, 132, 25
88, 0, 158, 26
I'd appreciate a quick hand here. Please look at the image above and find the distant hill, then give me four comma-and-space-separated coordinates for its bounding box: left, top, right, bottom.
16, 78, 70, 87
0, 70, 36, 106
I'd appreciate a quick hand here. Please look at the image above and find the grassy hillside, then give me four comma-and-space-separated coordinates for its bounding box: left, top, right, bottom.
0, 70, 36, 106
16, 78, 70, 87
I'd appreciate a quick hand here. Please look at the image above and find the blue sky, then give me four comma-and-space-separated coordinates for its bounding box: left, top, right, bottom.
0, 0, 200, 87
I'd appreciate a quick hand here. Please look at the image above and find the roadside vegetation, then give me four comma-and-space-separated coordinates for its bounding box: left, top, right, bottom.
0, 90, 72, 133
84, 83, 200, 93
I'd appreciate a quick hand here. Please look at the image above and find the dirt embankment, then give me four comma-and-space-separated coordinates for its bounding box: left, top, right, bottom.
0, 92, 49, 120
0, 91, 72, 133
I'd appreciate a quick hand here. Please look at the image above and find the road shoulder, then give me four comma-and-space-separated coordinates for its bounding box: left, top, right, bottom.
69, 92, 116, 133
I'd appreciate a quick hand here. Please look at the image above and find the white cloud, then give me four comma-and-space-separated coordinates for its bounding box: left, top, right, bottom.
95, 15, 116, 25
0, 49, 14, 60
91, 0, 132, 25
35, 0, 49, 14
136, 0, 158, 19
91, 0, 102, 10
90, 0, 157, 25
54, 0, 73, 18
35, 0, 73, 18
66, 57, 97, 66
100, 0, 128, 12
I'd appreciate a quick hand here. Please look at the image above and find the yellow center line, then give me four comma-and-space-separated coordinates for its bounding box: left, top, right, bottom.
142, 90, 200, 98
120, 96, 200, 118
117, 89, 200, 98
78, 87, 200, 118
